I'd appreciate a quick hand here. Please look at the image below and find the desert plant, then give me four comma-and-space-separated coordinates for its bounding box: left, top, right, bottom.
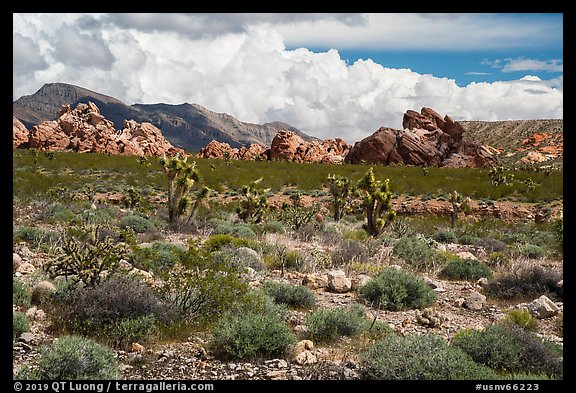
357, 167, 396, 237
438, 258, 493, 281
448, 190, 471, 229
44, 223, 127, 287
359, 267, 437, 311
306, 305, 367, 343
486, 252, 511, 268
159, 153, 205, 225
360, 333, 498, 380
489, 165, 515, 187
392, 235, 440, 271
13, 311, 30, 343
262, 281, 316, 308
483, 266, 563, 302
210, 310, 296, 360
53, 275, 172, 349
119, 214, 155, 233
130, 241, 187, 275
326, 174, 355, 222
515, 243, 545, 259
237, 178, 269, 223
13, 278, 31, 308
501, 309, 539, 332
35, 335, 119, 380
434, 228, 458, 243
452, 324, 562, 378
121, 187, 143, 209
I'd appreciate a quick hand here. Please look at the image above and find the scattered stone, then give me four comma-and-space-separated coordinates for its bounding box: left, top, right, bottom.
18, 332, 36, 345
327, 270, 352, 293
351, 274, 371, 291
415, 308, 445, 328
13, 253, 22, 273
464, 291, 486, 310
132, 343, 145, 352
476, 277, 489, 287
16, 262, 36, 275
295, 350, 317, 365
455, 252, 477, 260
302, 273, 328, 289
31, 281, 57, 305
527, 295, 559, 319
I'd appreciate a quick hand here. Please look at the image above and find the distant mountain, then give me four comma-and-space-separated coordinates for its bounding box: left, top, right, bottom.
12, 83, 314, 152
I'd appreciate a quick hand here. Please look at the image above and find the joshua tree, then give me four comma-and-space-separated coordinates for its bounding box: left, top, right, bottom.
326, 174, 355, 222
159, 153, 203, 225
237, 178, 269, 223
357, 167, 396, 237
448, 190, 471, 229
489, 165, 514, 187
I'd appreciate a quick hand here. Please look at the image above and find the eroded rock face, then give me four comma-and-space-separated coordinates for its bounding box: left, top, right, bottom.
20, 102, 183, 157
270, 131, 349, 163
196, 140, 268, 161
345, 107, 496, 167
13, 117, 29, 148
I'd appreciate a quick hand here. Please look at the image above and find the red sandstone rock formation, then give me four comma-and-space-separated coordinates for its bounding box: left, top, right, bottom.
16, 102, 183, 157
13, 117, 29, 148
345, 108, 496, 168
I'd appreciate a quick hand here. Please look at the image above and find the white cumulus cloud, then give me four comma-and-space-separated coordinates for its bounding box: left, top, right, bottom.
13, 13, 563, 144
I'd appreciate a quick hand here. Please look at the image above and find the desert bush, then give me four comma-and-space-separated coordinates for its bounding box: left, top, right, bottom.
478, 237, 509, 253
434, 228, 457, 243
130, 241, 187, 275
53, 275, 172, 349
515, 243, 545, 259
13, 312, 30, 343
43, 203, 76, 223
452, 324, 562, 378
457, 234, 482, 245
263, 221, 286, 234
13, 278, 31, 308
35, 335, 118, 380
483, 266, 563, 301
262, 281, 316, 308
306, 305, 367, 343
153, 242, 257, 324
212, 245, 266, 272
486, 252, 511, 268
392, 235, 440, 271
201, 234, 255, 253
359, 268, 436, 311
438, 259, 493, 281
119, 214, 156, 233
210, 310, 296, 360
13, 226, 62, 251
501, 309, 539, 332
360, 333, 498, 380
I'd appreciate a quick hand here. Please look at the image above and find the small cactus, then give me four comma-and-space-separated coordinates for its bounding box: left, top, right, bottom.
237, 178, 269, 223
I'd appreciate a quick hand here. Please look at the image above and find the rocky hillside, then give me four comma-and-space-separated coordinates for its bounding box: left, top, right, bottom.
13, 83, 313, 152
460, 119, 563, 168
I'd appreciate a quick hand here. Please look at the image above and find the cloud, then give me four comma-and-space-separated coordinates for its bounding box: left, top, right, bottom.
13, 14, 563, 144
465, 72, 491, 76
483, 57, 563, 73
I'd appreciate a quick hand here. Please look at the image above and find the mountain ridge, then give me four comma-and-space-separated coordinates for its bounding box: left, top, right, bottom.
13, 83, 314, 152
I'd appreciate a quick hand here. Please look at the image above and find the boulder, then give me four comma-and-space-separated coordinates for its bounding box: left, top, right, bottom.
327, 269, 352, 293
463, 291, 486, 310
31, 281, 57, 305
13, 117, 29, 148
527, 295, 559, 319
13, 253, 22, 274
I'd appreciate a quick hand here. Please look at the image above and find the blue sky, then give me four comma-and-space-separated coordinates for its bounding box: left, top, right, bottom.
13, 13, 563, 142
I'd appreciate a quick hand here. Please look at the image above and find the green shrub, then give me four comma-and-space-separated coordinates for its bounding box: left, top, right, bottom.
36, 335, 118, 379
359, 268, 436, 311
516, 243, 545, 259
434, 229, 457, 244
478, 237, 508, 253
457, 234, 481, 245
212, 245, 266, 272
202, 234, 254, 253
452, 324, 562, 378
501, 309, 539, 332
306, 305, 367, 343
263, 221, 286, 234
392, 235, 439, 271
211, 311, 296, 360
13, 312, 30, 342
487, 252, 511, 268
483, 266, 563, 302
360, 333, 498, 380
13, 278, 31, 308
119, 214, 155, 233
438, 259, 493, 281
105, 315, 159, 349
13, 226, 61, 250
262, 281, 316, 308
130, 241, 186, 275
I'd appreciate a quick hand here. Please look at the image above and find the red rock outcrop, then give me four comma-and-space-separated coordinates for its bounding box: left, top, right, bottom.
346, 108, 496, 168
196, 140, 269, 161
20, 102, 183, 156
270, 131, 349, 163
13, 117, 29, 148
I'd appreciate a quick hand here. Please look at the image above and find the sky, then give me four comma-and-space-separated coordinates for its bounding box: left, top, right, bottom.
12, 13, 563, 143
